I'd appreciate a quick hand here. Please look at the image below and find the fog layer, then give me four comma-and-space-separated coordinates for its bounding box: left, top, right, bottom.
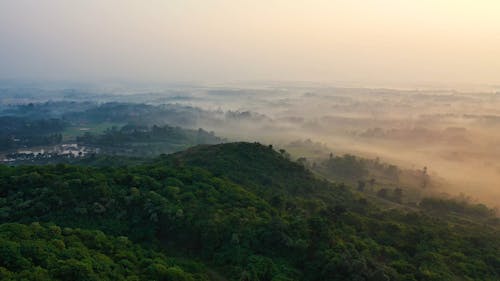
153, 84, 500, 207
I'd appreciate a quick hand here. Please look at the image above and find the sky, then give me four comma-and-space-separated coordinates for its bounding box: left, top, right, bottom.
1, 0, 499, 85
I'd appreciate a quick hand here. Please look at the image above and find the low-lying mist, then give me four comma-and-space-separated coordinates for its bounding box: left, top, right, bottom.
2, 82, 499, 208
154, 84, 500, 208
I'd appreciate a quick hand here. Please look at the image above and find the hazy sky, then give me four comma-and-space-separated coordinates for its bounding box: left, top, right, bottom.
1, 0, 499, 85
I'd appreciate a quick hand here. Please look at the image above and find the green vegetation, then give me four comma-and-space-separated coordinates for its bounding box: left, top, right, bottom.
420, 197, 497, 218
76, 124, 222, 156
1, 102, 226, 165
0, 142, 498, 280
0, 117, 65, 150
62, 122, 125, 141
0, 223, 209, 281
314, 153, 407, 186
64, 102, 204, 128
319, 153, 370, 180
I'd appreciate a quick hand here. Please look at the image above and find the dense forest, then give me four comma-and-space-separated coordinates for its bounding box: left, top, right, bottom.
1, 143, 498, 280
4, 1, 500, 280
0, 223, 210, 280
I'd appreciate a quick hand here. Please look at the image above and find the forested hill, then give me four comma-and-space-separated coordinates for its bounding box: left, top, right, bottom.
0, 143, 499, 281
164, 142, 352, 202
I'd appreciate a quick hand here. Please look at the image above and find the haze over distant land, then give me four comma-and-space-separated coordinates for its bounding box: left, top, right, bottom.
1, 82, 500, 207
1, 2, 500, 280
1, 0, 500, 87
1, 0, 500, 205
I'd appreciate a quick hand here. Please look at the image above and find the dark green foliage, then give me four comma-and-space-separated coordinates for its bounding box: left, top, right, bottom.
166, 142, 350, 203
65, 102, 208, 128
314, 154, 404, 188
0, 223, 208, 281
76, 124, 222, 156
420, 197, 496, 218
1, 101, 224, 160
320, 154, 369, 181
0, 142, 498, 280
0, 116, 65, 150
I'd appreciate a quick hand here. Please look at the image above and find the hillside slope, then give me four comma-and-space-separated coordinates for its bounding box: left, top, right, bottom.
0, 142, 498, 281
166, 142, 354, 204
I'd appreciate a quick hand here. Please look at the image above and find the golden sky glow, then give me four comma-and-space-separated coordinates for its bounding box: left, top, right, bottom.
1, 0, 499, 85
